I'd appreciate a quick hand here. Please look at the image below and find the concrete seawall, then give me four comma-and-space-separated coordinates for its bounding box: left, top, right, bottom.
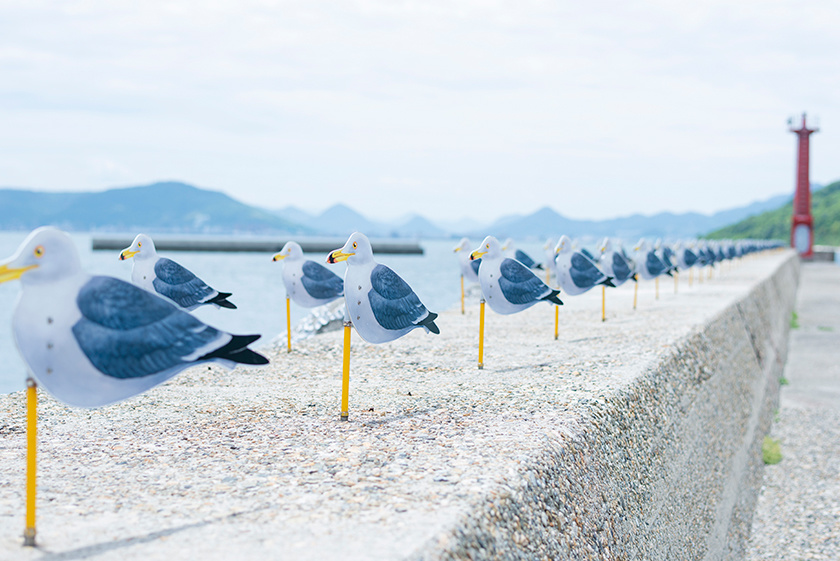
0, 251, 798, 560
417, 253, 800, 560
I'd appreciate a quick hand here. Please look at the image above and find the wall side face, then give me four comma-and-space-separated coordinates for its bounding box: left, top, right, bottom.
416, 255, 800, 561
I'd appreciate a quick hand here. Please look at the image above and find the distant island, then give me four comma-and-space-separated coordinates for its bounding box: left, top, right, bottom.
706, 180, 840, 246
0, 180, 818, 241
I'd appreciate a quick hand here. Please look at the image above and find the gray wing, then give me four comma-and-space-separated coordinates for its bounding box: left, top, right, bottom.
646, 252, 667, 276
153, 258, 215, 309
301, 260, 344, 300
72, 276, 222, 379
470, 258, 481, 275
368, 264, 429, 330
570, 253, 606, 288
514, 250, 536, 268
612, 253, 633, 281
498, 258, 549, 304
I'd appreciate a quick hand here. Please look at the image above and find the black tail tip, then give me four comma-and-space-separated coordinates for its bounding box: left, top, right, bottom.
422, 312, 440, 334
601, 277, 616, 288
210, 292, 237, 309
544, 289, 563, 306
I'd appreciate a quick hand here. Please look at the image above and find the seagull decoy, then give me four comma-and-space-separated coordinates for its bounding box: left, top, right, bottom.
327, 232, 439, 420
1, 227, 269, 408
273, 241, 344, 308
454, 238, 480, 315
328, 232, 439, 343
553, 235, 615, 296
598, 238, 636, 286
674, 242, 700, 270
454, 237, 480, 285
633, 239, 672, 281
471, 236, 562, 314
502, 238, 543, 270
120, 234, 236, 311
273, 240, 344, 352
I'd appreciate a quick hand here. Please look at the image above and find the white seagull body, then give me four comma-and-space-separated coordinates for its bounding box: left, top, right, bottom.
273, 241, 344, 307
120, 234, 236, 311
1, 228, 268, 408
470, 236, 562, 315
633, 239, 672, 281
598, 238, 636, 287
454, 238, 480, 284
553, 235, 615, 296
328, 232, 439, 344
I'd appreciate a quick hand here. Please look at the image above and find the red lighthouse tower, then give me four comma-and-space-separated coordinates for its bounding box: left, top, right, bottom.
789, 113, 819, 257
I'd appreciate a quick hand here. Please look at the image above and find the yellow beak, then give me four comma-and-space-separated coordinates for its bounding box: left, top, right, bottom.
272, 252, 286, 261
120, 248, 139, 261
453, 247, 462, 253
470, 250, 486, 261
0, 263, 37, 284
328, 249, 353, 264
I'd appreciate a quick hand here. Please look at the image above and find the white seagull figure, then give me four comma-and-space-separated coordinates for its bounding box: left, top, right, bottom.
470, 236, 562, 314
553, 235, 615, 296
0, 227, 269, 408
273, 241, 344, 307
120, 233, 236, 311
454, 238, 480, 284
328, 232, 439, 344
598, 238, 636, 287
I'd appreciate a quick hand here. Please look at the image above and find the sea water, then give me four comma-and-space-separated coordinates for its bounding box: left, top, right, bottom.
0, 231, 553, 395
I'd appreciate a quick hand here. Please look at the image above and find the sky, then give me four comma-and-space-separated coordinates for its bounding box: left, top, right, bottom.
1, 1, 838, 223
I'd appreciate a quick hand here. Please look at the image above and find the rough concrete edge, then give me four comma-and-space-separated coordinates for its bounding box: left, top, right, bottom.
408, 254, 800, 561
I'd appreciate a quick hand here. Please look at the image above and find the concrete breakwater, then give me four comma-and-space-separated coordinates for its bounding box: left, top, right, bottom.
91, 235, 424, 254
0, 252, 797, 560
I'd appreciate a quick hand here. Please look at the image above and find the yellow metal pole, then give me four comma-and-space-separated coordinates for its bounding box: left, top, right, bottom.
340, 323, 351, 421
601, 285, 606, 322
689, 268, 693, 287
554, 304, 559, 340
674, 271, 679, 294
478, 300, 485, 369
708, 266, 712, 280
286, 297, 292, 353
699, 266, 704, 283
545, 268, 550, 284
655, 277, 659, 300
460, 275, 465, 315
24, 379, 36, 547
633, 276, 638, 310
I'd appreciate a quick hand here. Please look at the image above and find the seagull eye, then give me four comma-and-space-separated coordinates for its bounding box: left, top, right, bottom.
352, 242, 358, 249
33, 245, 44, 258
138, 242, 142, 248
485, 244, 489, 249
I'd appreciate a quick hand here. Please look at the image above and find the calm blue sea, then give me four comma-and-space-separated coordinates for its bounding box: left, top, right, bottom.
0, 232, 551, 395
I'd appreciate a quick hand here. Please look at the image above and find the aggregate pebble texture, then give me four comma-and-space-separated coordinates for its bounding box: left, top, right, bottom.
0, 252, 798, 560
747, 263, 840, 560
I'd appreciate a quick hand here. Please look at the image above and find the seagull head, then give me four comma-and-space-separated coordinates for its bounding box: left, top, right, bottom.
470, 236, 501, 261
554, 235, 572, 255
501, 238, 514, 252
453, 237, 471, 253
328, 232, 373, 265
634, 238, 649, 252
599, 238, 612, 254
120, 233, 155, 261
0, 227, 82, 286
273, 241, 303, 262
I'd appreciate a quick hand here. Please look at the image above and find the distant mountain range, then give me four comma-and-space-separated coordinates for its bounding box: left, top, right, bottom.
0, 180, 812, 241
0, 182, 308, 234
